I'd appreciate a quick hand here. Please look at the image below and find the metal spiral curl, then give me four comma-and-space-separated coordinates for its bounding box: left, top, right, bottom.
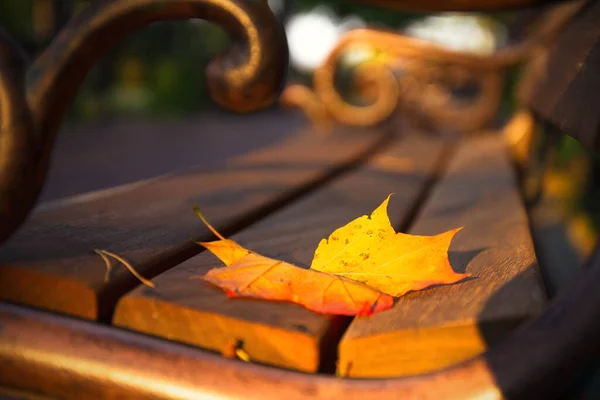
0, 0, 288, 245
395, 62, 504, 134
313, 51, 400, 128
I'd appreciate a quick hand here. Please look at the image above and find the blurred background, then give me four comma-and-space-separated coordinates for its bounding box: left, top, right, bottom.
0, 0, 597, 262
0, 0, 512, 120
0, 0, 511, 201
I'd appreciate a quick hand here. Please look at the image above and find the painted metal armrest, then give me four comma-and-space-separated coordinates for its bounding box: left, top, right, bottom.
0, 0, 288, 246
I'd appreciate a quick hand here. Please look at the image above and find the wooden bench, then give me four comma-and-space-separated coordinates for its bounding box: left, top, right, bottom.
1, 0, 599, 399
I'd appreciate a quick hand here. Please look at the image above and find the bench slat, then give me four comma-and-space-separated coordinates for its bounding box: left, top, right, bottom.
0, 126, 388, 321
113, 135, 448, 373
338, 135, 547, 378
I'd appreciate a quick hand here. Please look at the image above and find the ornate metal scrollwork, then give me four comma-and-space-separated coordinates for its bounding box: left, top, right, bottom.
281, 2, 582, 135
280, 28, 527, 133
0, 0, 288, 245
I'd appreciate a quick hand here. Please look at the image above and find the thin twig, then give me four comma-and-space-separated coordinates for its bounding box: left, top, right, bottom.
94, 249, 156, 288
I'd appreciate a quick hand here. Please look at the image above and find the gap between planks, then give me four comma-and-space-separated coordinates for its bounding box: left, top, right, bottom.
0, 124, 393, 323
113, 133, 452, 374
337, 134, 547, 378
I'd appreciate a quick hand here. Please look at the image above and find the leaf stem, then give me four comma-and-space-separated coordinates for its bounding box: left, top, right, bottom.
192, 205, 226, 240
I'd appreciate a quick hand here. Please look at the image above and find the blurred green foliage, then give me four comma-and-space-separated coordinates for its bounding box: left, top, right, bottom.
0, 2, 34, 37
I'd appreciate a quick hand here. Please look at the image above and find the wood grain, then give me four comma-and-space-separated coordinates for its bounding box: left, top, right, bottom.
112, 135, 448, 373
0, 126, 388, 321
339, 134, 547, 378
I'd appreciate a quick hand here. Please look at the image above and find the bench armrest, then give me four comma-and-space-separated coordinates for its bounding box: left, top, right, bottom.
0, 0, 288, 246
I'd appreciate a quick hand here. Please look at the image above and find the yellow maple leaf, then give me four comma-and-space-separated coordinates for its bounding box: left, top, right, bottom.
309, 195, 470, 296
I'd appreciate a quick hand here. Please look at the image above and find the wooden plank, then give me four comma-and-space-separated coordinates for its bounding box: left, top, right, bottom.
339, 134, 547, 378
112, 135, 448, 373
41, 111, 307, 202
0, 126, 389, 321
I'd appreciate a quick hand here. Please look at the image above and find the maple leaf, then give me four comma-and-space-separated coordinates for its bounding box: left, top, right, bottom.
201, 252, 394, 316
310, 195, 470, 296
192, 207, 394, 316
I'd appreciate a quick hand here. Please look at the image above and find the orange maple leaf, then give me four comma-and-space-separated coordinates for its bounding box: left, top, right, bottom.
202, 252, 394, 316
193, 207, 394, 316
310, 195, 470, 296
